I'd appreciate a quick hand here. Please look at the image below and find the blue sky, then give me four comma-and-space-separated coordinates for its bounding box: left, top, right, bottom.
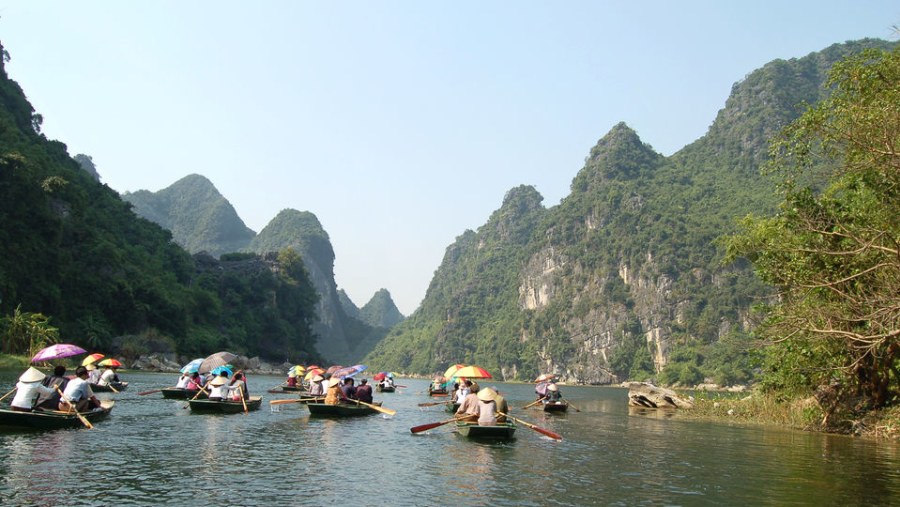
0, 1, 896, 315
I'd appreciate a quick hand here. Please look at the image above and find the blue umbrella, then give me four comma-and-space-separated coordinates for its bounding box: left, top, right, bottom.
210, 365, 233, 377
331, 364, 367, 380
181, 358, 204, 374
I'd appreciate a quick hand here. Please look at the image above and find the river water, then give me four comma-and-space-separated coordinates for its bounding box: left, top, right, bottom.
0, 370, 897, 506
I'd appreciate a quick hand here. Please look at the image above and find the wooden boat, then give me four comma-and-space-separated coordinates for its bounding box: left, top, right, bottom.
91, 381, 128, 393
445, 402, 461, 413
161, 388, 207, 399
188, 396, 262, 414
542, 400, 569, 413
455, 421, 516, 440
268, 386, 312, 395
375, 384, 395, 393
306, 402, 382, 417
427, 386, 449, 397
0, 400, 115, 431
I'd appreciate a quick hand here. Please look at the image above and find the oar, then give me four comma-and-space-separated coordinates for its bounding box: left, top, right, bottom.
55, 386, 92, 429
183, 385, 210, 408
498, 412, 561, 440
418, 400, 451, 407
410, 415, 466, 434
522, 396, 547, 409
0, 387, 17, 402
270, 397, 325, 405
348, 398, 396, 416
564, 399, 581, 412
238, 385, 248, 414
107, 383, 119, 393
138, 389, 162, 396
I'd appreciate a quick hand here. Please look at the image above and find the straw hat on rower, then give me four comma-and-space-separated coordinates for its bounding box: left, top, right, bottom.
19, 367, 46, 383
477, 387, 497, 402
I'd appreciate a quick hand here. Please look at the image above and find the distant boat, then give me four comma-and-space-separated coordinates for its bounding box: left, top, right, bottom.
188, 397, 262, 414
542, 400, 569, 413
161, 388, 207, 399
91, 381, 128, 393
0, 401, 115, 431
375, 384, 395, 393
306, 402, 382, 417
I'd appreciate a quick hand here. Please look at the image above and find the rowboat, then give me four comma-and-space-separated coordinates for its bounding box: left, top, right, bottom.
375, 384, 395, 393
306, 402, 382, 417
161, 388, 207, 399
542, 400, 569, 413
91, 381, 128, 393
0, 400, 115, 431
455, 421, 516, 440
268, 387, 313, 395
188, 396, 262, 414
445, 402, 461, 414
427, 387, 449, 397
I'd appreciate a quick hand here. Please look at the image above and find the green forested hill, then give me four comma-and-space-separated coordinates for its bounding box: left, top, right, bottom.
0, 41, 320, 364
122, 174, 255, 257
365, 39, 896, 385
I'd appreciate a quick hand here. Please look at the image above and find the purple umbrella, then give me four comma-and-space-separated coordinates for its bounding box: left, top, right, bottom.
31, 343, 87, 363
331, 364, 367, 379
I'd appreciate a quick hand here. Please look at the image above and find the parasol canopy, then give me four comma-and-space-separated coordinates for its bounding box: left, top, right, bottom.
534, 373, 557, 383
210, 365, 233, 377
330, 364, 367, 380
288, 365, 306, 377
304, 367, 325, 381
98, 358, 123, 368
373, 372, 387, 381
199, 352, 237, 374
452, 365, 492, 379
324, 365, 344, 376
82, 353, 105, 366
31, 343, 87, 363
181, 358, 204, 374
443, 364, 467, 379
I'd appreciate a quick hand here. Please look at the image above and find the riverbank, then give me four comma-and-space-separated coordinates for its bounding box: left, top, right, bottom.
682, 390, 900, 440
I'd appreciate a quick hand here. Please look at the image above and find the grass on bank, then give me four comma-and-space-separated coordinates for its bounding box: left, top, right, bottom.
683, 390, 900, 440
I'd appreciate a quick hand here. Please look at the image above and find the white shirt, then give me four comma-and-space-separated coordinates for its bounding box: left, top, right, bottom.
175, 375, 190, 388
10, 381, 54, 410
456, 387, 469, 403
88, 369, 102, 384
99, 369, 116, 386
208, 384, 229, 399
62, 377, 94, 403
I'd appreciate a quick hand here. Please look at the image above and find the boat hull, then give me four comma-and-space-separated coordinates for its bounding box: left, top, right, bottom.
188, 396, 262, 414
445, 402, 461, 413
542, 401, 569, 413
375, 385, 395, 393
456, 421, 516, 440
161, 388, 207, 399
91, 382, 128, 393
306, 402, 381, 417
0, 401, 115, 431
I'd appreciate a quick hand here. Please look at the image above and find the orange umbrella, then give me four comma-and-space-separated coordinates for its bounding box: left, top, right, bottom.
304, 367, 326, 381
82, 353, 105, 366
443, 364, 467, 379
534, 373, 557, 383
98, 358, 123, 368
452, 365, 492, 379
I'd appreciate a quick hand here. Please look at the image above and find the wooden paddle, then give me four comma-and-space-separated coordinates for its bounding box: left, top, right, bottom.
498, 412, 562, 440
107, 383, 120, 393
55, 386, 93, 429
564, 399, 582, 412
349, 398, 396, 416
522, 396, 547, 409
138, 389, 162, 396
183, 385, 210, 408
417, 400, 452, 407
269, 397, 325, 405
238, 384, 248, 414
410, 415, 466, 434
0, 387, 17, 402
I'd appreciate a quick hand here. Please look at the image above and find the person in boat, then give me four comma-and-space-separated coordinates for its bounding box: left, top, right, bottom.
535, 381, 550, 401
175, 372, 191, 389
86, 364, 102, 384
308, 374, 325, 396
206, 376, 229, 401
384, 373, 395, 389
228, 372, 249, 401
324, 377, 343, 405
545, 383, 562, 402
429, 377, 445, 393
340, 378, 356, 401
98, 364, 120, 387
9, 367, 55, 412
35, 365, 69, 410
60, 366, 101, 412
448, 382, 459, 402
456, 380, 471, 403
455, 384, 480, 421
476, 387, 499, 426
354, 379, 373, 403
186, 372, 203, 391
493, 388, 509, 423
286, 372, 298, 388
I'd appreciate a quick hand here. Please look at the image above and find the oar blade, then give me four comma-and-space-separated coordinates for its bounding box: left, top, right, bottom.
138, 389, 161, 396
410, 418, 455, 434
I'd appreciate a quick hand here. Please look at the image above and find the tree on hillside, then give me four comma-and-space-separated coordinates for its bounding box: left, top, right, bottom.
726, 46, 900, 409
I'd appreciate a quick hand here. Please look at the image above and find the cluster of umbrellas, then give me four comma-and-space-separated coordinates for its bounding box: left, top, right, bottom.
179, 352, 238, 375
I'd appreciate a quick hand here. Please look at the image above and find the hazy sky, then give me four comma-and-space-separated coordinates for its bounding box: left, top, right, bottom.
0, 2, 896, 314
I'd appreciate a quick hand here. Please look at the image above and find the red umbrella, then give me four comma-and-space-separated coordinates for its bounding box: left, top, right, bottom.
31, 343, 87, 363
373, 372, 387, 381
443, 364, 467, 379
82, 353, 106, 366
98, 358, 123, 368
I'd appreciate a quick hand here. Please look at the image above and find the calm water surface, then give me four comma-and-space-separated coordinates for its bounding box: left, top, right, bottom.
0, 371, 897, 506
